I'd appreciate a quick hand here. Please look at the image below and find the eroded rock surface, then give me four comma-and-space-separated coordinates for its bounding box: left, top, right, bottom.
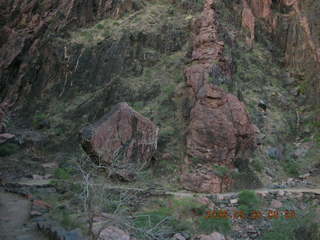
0, 0, 134, 106
80, 102, 158, 180
182, 0, 257, 193
241, 0, 320, 106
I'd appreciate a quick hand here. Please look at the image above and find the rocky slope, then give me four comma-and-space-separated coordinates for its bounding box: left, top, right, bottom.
0, 0, 320, 238
0, 0, 319, 190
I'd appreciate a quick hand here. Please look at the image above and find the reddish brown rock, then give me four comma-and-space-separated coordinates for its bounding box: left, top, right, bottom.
242, 0, 255, 46
182, 0, 257, 193
247, 0, 272, 19
0, 0, 134, 106
242, 0, 320, 68
0, 134, 15, 144
181, 166, 233, 193
187, 89, 256, 165
80, 103, 158, 180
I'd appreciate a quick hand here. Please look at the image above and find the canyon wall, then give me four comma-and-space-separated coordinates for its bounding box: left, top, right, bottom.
241, 0, 320, 106
0, 0, 319, 193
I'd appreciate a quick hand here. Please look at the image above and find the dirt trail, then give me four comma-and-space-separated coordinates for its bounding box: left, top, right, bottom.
93, 184, 320, 198
0, 191, 47, 240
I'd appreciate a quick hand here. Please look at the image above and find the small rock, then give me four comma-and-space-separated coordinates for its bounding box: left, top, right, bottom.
230, 199, 238, 204
0, 133, 15, 144
270, 199, 283, 209
287, 178, 294, 184
295, 192, 303, 199
33, 200, 51, 209
41, 162, 58, 169
196, 232, 225, 240
172, 233, 186, 240
278, 190, 285, 197
32, 174, 52, 180
98, 226, 130, 240
30, 210, 42, 217
299, 173, 310, 179
208, 202, 216, 210
197, 197, 210, 205
257, 192, 267, 198
217, 195, 224, 201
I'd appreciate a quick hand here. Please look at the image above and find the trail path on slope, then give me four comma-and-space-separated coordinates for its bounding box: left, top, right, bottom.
1, 179, 319, 240
13, 178, 320, 198
0, 191, 47, 240
89, 183, 320, 198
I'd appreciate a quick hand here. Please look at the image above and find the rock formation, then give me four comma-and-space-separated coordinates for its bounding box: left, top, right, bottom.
241, 0, 320, 105
181, 0, 257, 193
80, 103, 159, 181
0, 0, 134, 107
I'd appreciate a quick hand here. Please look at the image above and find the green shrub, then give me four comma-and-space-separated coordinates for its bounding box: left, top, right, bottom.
238, 190, 261, 215
132, 101, 144, 111
95, 23, 104, 29
32, 112, 47, 129
172, 197, 207, 216
198, 217, 231, 234
282, 159, 300, 177
263, 212, 320, 240
134, 207, 172, 229
51, 208, 80, 231
134, 206, 193, 239
212, 164, 230, 177
80, 31, 93, 41
251, 158, 263, 172
0, 143, 19, 157
54, 168, 71, 180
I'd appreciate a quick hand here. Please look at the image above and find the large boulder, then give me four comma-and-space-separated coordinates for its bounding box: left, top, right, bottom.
80, 103, 158, 180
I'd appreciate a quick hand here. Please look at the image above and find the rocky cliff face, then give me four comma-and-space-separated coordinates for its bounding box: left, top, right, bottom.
241, 0, 320, 106
0, 0, 134, 106
181, 0, 257, 193
0, 0, 319, 194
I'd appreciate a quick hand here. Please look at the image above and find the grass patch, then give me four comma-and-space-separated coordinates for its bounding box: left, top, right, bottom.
171, 197, 207, 216
262, 211, 320, 240
198, 217, 231, 234
32, 112, 48, 129
54, 167, 71, 180
238, 190, 261, 215
0, 143, 19, 157
281, 159, 300, 177
251, 157, 264, 172
50, 208, 82, 231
